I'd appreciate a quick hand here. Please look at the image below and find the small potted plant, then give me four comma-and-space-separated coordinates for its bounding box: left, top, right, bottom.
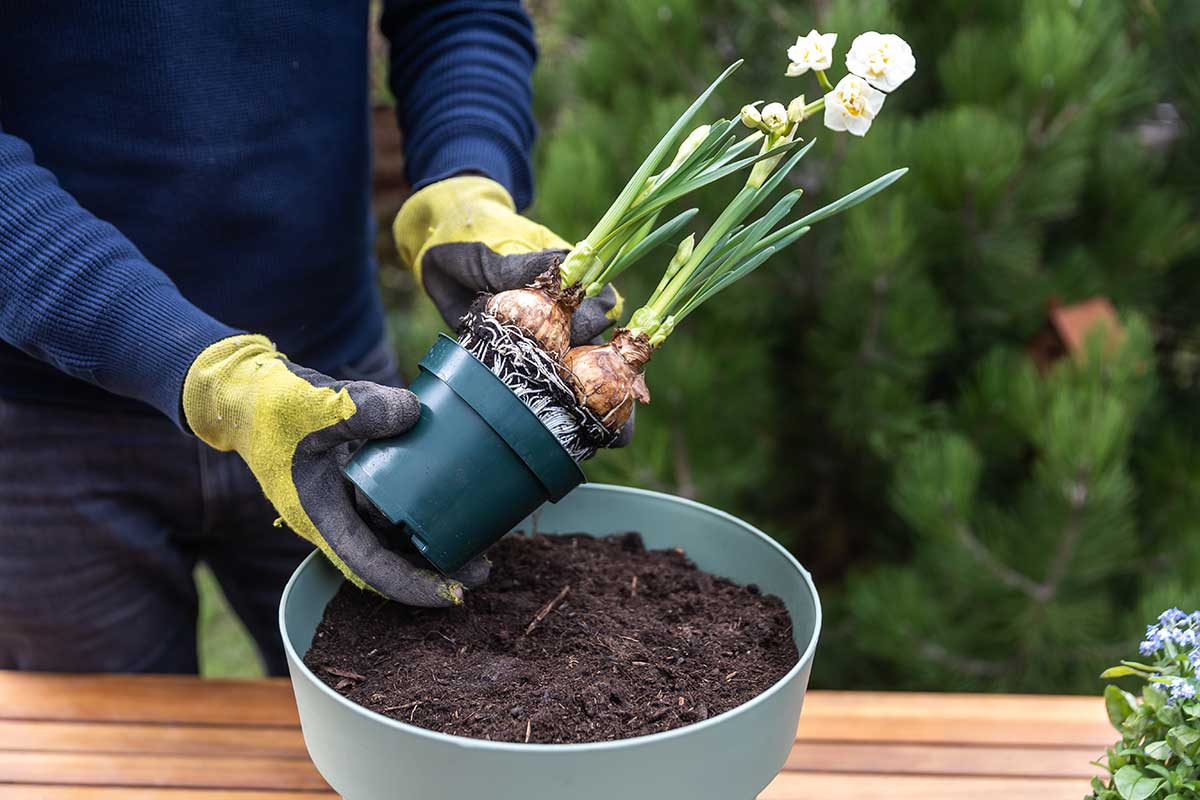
1090, 609, 1200, 800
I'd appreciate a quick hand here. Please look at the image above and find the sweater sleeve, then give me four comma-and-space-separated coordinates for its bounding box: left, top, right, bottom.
0, 125, 240, 425
381, 0, 538, 209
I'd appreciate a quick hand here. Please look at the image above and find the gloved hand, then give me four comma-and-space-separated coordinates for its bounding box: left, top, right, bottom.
393, 175, 622, 344
182, 335, 488, 606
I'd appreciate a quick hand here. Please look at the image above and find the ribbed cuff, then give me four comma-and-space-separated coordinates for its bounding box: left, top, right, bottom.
102, 280, 242, 428
410, 130, 532, 210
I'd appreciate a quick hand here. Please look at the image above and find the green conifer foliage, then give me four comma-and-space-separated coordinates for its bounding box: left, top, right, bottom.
381, 0, 1199, 691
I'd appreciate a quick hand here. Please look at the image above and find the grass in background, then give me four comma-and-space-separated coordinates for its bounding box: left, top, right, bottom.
196, 565, 264, 678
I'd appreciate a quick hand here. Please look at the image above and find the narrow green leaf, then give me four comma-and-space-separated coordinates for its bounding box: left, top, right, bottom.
792, 167, 909, 228
1103, 666, 1144, 679
678, 245, 780, 319
598, 208, 700, 285
592, 136, 806, 251
599, 137, 809, 246
583, 60, 742, 243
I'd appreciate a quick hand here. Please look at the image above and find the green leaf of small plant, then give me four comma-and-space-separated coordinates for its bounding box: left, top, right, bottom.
1108, 685, 1138, 729
1159, 704, 1184, 727
1145, 740, 1173, 761
1145, 685, 1168, 712
1122, 662, 1165, 673
1168, 725, 1200, 754
1104, 666, 1145, 679
1113, 765, 1164, 800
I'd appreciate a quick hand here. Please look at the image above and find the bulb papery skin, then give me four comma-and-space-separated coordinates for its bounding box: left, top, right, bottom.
486, 287, 573, 359
564, 329, 653, 431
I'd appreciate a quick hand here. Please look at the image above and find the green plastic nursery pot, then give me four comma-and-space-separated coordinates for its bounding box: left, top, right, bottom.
280, 484, 822, 800
343, 334, 585, 574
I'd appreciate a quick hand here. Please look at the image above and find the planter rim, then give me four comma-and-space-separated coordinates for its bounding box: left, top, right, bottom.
279, 483, 822, 753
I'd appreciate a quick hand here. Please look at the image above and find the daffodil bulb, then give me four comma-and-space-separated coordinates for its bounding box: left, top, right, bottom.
823, 74, 885, 137
845, 31, 916, 92
786, 29, 837, 77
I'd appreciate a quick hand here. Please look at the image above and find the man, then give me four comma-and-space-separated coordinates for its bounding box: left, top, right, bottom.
0, 1, 617, 674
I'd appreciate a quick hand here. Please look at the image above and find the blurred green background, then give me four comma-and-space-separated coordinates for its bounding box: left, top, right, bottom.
199, 0, 1200, 692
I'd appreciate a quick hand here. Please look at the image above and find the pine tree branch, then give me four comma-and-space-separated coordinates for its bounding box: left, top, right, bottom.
1033, 472, 1090, 607
953, 520, 1048, 601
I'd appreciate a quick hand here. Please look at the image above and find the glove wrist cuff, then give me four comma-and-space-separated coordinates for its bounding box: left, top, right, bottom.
182, 333, 277, 450
393, 176, 519, 280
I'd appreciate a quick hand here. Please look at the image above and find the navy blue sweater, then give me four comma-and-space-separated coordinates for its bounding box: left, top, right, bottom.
0, 1, 537, 424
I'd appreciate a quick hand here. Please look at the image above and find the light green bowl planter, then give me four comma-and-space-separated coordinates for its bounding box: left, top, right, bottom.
280, 484, 821, 800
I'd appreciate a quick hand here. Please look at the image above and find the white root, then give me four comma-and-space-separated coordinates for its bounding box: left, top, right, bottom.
458, 310, 617, 462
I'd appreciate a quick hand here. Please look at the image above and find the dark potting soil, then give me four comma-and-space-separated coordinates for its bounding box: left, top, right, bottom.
305, 532, 798, 744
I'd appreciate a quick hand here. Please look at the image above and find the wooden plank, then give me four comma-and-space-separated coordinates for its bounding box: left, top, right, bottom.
0, 790, 334, 800
796, 691, 1113, 748
0, 675, 299, 727
760, 771, 1092, 800
0, 721, 307, 758
0, 724, 304, 762
0, 752, 326, 791
784, 741, 1103, 778
0, 674, 1112, 748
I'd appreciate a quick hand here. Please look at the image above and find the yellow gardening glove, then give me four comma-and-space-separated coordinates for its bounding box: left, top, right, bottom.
182, 335, 488, 606
394, 175, 623, 342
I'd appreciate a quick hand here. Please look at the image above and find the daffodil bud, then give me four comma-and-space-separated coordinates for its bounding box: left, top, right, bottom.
760, 102, 789, 135
740, 103, 763, 130
668, 125, 712, 170
670, 233, 696, 269
787, 95, 807, 124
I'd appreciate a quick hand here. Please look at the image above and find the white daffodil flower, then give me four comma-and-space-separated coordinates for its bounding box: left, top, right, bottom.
786, 29, 837, 77
760, 102, 790, 135
823, 74, 885, 137
845, 31, 916, 92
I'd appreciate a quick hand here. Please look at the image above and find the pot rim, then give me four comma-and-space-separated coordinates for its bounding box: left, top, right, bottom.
279, 483, 822, 753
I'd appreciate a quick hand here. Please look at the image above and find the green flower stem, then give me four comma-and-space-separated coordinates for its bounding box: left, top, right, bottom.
815, 70, 834, 94
628, 185, 759, 338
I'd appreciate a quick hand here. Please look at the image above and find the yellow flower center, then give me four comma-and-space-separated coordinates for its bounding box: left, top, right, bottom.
867, 47, 891, 76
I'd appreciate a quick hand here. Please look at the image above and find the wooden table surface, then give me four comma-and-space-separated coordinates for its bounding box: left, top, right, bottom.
0, 672, 1111, 798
